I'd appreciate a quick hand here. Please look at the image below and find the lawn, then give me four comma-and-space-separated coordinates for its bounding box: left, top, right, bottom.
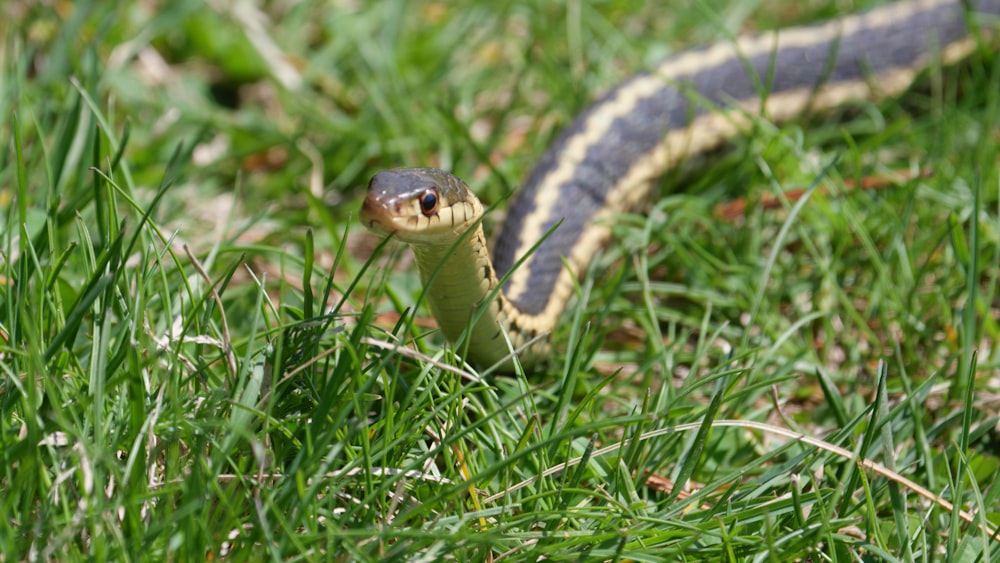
2, 0, 999, 560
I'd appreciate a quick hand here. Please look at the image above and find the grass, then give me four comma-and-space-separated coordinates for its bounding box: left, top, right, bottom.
1, 0, 999, 560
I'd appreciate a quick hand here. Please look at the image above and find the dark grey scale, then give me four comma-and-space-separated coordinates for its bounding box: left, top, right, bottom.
505, 200, 605, 314
493, 71, 731, 315
491, 0, 996, 317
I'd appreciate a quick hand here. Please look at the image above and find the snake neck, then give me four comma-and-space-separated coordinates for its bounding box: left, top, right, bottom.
411, 224, 540, 367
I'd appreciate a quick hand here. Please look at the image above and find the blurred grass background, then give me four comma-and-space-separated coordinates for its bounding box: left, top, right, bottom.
1, 0, 999, 560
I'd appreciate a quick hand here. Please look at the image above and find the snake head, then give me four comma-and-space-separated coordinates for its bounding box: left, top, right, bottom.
361, 168, 483, 245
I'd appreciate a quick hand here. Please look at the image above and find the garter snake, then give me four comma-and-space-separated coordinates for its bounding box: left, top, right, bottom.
361, 0, 999, 369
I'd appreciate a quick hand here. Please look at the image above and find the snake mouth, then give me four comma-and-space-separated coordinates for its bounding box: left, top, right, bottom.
361, 192, 444, 242
361, 193, 424, 238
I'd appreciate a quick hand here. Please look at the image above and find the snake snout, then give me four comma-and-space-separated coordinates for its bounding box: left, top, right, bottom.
360, 192, 395, 234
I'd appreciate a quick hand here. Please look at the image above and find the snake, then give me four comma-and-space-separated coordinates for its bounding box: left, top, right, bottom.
361, 0, 999, 369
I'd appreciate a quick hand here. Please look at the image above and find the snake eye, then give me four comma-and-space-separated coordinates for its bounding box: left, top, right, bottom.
419, 190, 439, 217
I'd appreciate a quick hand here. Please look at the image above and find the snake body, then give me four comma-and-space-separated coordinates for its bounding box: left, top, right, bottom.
362, 0, 999, 369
